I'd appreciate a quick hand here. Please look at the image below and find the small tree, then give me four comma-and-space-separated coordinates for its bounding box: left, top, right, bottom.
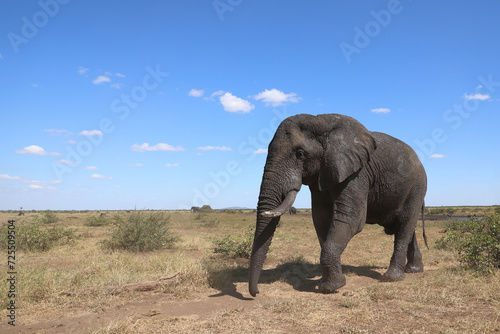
200, 205, 213, 213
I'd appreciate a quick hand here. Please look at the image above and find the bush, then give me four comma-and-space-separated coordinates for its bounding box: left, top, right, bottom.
39, 210, 59, 224
201, 218, 220, 228
85, 215, 112, 227
212, 226, 254, 259
101, 212, 178, 252
436, 215, 500, 273
7, 219, 77, 252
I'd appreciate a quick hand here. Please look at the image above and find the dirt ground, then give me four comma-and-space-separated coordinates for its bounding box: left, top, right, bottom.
3, 272, 390, 333
1, 210, 499, 333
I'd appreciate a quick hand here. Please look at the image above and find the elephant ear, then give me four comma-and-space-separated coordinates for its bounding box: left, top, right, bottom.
318, 117, 376, 191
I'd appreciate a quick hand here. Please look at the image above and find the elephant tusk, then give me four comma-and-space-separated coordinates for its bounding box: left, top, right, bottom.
260, 190, 298, 218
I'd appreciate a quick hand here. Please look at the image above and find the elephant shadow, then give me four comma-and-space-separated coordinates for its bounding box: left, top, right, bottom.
208, 258, 384, 300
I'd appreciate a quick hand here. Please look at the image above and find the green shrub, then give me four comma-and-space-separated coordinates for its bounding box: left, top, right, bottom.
39, 210, 59, 224
6, 219, 77, 252
436, 215, 500, 273
85, 215, 112, 227
101, 212, 178, 252
212, 226, 254, 259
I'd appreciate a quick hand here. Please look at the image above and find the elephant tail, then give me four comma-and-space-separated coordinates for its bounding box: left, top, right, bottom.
422, 203, 429, 249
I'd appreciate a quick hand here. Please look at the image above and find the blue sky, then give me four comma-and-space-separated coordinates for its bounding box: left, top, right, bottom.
1, 0, 499, 210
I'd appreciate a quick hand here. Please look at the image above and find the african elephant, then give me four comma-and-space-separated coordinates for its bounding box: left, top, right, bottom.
191, 206, 201, 213
249, 114, 428, 297
289, 206, 297, 215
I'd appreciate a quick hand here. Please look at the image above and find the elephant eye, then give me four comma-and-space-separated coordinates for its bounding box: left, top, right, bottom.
296, 149, 306, 160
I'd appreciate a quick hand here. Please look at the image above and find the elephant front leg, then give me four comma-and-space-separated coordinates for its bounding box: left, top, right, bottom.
316, 217, 356, 293
318, 237, 347, 293
312, 188, 364, 293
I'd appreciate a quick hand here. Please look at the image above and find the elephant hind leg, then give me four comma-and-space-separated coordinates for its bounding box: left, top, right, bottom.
405, 231, 424, 273
383, 216, 419, 282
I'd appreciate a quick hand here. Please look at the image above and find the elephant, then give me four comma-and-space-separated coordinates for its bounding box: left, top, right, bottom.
289, 206, 297, 215
191, 206, 201, 213
249, 113, 428, 297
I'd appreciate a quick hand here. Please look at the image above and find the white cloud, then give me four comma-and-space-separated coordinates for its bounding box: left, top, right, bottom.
430, 154, 445, 158
165, 163, 180, 167
0, 53, 4, 60
211, 90, 225, 98
0, 174, 60, 186
254, 148, 268, 154
66, 140, 77, 144
44, 129, 69, 135
371, 108, 391, 114
78, 66, 89, 75
29, 184, 43, 189
198, 146, 232, 152
58, 159, 77, 165
463, 93, 491, 101
31, 83, 39, 88
15, 145, 48, 155
220, 92, 254, 113
131, 143, 185, 152
254, 89, 301, 107
85, 166, 99, 170
189, 89, 205, 97
79, 130, 103, 136
92, 75, 111, 85
90, 174, 112, 180
15, 145, 60, 156
123, 163, 144, 167
204, 90, 225, 101
0, 174, 22, 181
110, 83, 123, 89
115, 73, 126, 78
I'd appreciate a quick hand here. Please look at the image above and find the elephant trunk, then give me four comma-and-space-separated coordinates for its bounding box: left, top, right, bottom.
249, 180, 298, 297
249, 216, 279, 297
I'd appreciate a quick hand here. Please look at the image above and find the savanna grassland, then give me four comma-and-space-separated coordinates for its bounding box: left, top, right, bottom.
1, 208, 499, 334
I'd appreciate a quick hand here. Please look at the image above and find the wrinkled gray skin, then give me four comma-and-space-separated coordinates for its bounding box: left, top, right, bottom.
249, 114, 427, 297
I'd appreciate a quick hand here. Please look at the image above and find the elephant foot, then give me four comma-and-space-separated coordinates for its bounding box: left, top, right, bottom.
318, 276, 346, 293
405, 262, 424, 274
382, 266, 406, 282
318, 264, 346, 293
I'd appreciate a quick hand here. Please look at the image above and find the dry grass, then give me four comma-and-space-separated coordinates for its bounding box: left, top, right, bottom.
1, 210, 499, 333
